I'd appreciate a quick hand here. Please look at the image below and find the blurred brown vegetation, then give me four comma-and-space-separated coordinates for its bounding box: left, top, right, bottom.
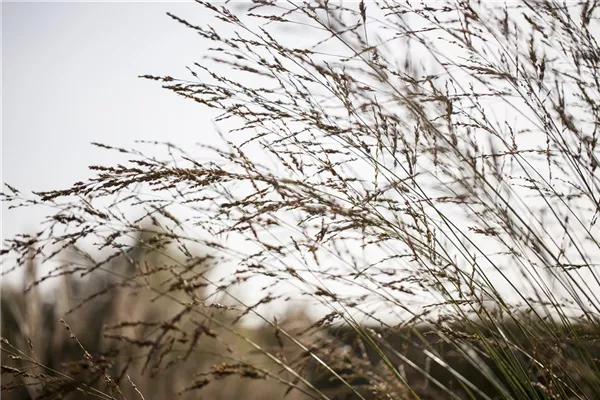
1, 233, 321, 400
3, 233, 600, 400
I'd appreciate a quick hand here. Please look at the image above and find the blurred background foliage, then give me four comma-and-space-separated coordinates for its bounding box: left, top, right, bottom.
3, 228, 600, 399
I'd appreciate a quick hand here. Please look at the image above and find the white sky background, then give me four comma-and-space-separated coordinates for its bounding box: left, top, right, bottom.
1, 2, 440, 324
2, 2, 330, 323
3, 2, 219, 263
3, 1, 599, 325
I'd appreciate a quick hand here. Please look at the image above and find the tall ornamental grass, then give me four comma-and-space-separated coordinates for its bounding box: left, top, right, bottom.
3, 1, 600, 399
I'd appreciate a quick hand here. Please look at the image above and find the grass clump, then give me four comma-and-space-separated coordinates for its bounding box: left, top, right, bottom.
3, 1, 600, 399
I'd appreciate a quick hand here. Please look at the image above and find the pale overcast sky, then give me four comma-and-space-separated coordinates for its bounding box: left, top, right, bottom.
4, 2, 597, 323
2, 3, 317, 320
2, 3, 436, 322
3, 2, 222, 244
